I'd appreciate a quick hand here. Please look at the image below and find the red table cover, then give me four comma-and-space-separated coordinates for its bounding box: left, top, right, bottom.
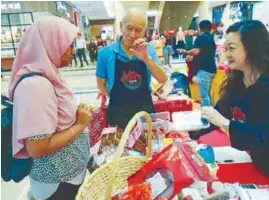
198, 129, 269, 185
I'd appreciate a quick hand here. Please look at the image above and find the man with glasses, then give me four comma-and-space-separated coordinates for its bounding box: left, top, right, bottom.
96, 7, 167, 129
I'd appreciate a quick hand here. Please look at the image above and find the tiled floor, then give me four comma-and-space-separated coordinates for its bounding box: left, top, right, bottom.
1, 59, 186, 200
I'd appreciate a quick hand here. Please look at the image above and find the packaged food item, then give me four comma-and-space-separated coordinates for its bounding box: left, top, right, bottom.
112, 182, 152, 200
171, 111, 210, 131
88, 93, 108, 147
167, 131, 190, 141
128, 140, 217, 200
93, 144, 117, 167
154, 100, 193, 120
112, 173, 169, 200
100, 127, 123, 147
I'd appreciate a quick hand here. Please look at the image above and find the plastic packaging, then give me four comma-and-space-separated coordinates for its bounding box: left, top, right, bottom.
172, 111, 210, 131
128, 140, 217, 200
126, 112, 170, 149
112, 182, 152, 200
154, 99, 193, 120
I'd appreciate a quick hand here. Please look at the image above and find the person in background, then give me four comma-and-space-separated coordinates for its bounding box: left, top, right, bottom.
69, 41, 78, 67
96, 7, 167, 129
76, 33, 89, 67
97, 37, 105, 51
178, 20, 217, 106
190, 20, 269, 178
162, 36, 174, 67
8, 17, 92, 200
88, 37, 98, 65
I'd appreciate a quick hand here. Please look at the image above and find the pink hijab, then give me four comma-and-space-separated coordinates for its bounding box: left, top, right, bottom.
8, 17, 78, 158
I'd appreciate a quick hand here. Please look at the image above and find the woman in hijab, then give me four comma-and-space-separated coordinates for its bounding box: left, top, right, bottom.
8, 17, 92, 200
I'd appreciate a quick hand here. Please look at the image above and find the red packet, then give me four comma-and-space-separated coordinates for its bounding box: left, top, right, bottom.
154, 100, 193, 121
128, 143, 194, 200
126, 124, 143, 148
112, 182, 152, 200
167, 131, 190, 141
128, 140, 217, 200
88, 93, 108, 147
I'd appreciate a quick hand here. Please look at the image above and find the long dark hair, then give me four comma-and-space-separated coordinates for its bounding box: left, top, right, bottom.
220, 20, 269, 103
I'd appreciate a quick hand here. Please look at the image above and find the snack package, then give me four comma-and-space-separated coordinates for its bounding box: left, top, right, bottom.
112, 174, 169, 200
154, 100, 193, 120
128, 140, 217, 200
88, 93, 108, 147
112, 182, 152, 200
100, 127, 123, 147
167, 131, 191, 141
93, 144, 117, 167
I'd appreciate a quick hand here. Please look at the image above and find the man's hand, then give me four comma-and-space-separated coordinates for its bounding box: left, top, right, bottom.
177, 48, 187, 55
129, 38, 149, 62
186, 55, 193, 62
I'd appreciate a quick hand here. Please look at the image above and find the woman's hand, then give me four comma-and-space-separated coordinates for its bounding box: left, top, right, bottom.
75, 103, 93, 127
201, 106, 230, 130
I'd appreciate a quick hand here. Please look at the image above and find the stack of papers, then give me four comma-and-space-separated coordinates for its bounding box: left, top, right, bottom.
213, 146, 252, 164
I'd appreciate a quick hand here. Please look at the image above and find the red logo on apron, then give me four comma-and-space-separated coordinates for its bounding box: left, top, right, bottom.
231, 107, 247, 122
121, 71, 142, 90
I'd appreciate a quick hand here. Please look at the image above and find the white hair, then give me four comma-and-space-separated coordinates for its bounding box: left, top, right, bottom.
122, 7, 148, 28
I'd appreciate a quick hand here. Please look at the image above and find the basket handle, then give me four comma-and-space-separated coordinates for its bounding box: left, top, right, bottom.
105, 111, 153, 199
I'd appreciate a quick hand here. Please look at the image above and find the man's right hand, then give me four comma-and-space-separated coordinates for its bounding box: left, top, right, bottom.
186, 55, 193, 62
75, 103, 93, 126
177, 48, 186, 54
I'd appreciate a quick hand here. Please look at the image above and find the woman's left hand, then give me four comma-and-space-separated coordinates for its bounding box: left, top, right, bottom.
201, 106, 229, 129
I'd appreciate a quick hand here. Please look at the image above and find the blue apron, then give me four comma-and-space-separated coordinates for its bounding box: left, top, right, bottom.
106, 53, 155, 129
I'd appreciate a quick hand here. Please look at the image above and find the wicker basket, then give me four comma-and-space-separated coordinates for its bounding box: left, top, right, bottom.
76, 111, 153, 200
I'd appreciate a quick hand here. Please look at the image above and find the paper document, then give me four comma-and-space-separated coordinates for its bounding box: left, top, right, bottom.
245, 189, 269, 200
213, 146, 252, 164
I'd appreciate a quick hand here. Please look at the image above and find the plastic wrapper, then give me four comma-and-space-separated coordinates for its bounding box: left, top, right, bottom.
154, 100, 193, 120
93, 144, 117, 167
100, 127, 123, 147
171, 111, 210, 131
91, 144, 144, 169
112, 182, 152, 200
167, 131, 191, 141
112, 175, 170, 200
88, 93, 108, 147
128, 140, 217, 200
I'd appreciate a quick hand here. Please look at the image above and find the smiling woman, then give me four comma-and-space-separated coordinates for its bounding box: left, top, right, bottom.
190, 20, 269, 178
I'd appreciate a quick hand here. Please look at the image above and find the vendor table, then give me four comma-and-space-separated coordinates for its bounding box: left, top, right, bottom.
199, 129, 269, 185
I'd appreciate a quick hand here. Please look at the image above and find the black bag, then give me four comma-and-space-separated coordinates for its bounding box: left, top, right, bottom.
1, 72, 42, 182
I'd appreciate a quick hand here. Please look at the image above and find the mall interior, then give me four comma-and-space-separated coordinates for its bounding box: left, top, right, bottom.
1, 1, 269, 200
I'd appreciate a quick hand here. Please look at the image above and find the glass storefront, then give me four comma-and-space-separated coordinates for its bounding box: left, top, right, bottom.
1, 12, 33, 58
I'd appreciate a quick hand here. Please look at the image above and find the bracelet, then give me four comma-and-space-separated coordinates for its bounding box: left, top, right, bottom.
70, 127, 76, 136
